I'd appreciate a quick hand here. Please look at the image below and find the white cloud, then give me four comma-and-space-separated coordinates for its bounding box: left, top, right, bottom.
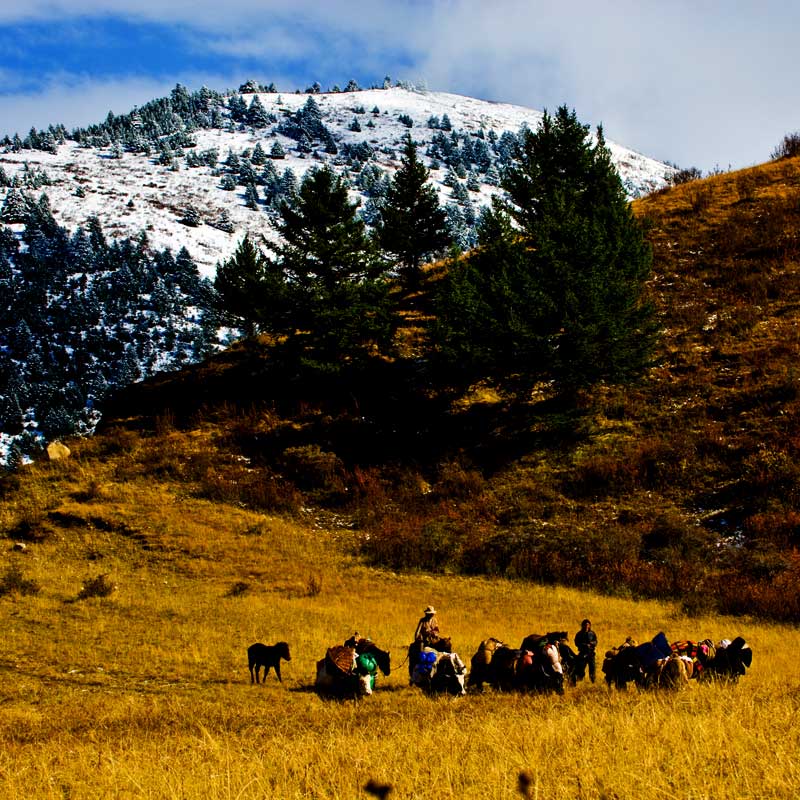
0, 73, 232, 138
1, 1, 799, 169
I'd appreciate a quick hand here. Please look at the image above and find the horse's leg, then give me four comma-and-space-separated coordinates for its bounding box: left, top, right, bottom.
249, 664, 255, 684
275, 662, 282, 682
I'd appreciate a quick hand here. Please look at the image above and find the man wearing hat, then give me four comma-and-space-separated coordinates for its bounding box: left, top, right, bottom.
574, 618, 598, 683
414, 605, 440, 647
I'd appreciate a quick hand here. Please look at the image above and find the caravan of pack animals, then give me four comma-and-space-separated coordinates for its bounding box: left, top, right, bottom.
252, 606, 752, 699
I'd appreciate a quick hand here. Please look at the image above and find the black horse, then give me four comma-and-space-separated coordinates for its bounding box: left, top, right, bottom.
408, 636, 452, 681
247, 641, 291, 684
705, 637, 753, 681
491, 640, 564, 695
602, 644, 644, 690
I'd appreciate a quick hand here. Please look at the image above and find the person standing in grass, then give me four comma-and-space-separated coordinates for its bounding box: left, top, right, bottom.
575, 618, 598, 683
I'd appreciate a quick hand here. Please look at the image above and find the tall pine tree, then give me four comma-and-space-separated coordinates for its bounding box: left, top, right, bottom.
274, 166, 394, 367
378, 134, 450, 289
433, 106, 656, 394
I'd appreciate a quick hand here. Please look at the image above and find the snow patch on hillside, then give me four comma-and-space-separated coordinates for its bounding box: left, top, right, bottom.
0, 87, 672, 278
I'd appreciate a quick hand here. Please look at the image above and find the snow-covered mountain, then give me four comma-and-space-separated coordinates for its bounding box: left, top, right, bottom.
0, 85, 673, 278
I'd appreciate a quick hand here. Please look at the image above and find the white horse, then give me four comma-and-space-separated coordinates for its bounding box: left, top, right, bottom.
411, 648, 468, 696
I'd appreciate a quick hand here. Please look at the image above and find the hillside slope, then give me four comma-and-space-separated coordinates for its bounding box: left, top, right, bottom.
1, 436, 796, 798
5, 154, 781, 624
2, 153, 800, 791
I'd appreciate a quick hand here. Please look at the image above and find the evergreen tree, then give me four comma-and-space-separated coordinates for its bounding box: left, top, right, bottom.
433, 106, 657, 394
180, 205, 202, 227
377, 134, 450, 288
212, 208, 235, 233
228, 94, 248, 123
270, 141, 286, 159
247, 95, 273, 128
251, 142, 267, 165
1, 188, 29, 223
213, 235, 283, 337
244, 183, 260, 210
224, 148, 241, 170
271, 166, 395, 365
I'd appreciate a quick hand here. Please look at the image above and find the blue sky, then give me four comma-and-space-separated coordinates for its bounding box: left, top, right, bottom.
1, 1, 798, 172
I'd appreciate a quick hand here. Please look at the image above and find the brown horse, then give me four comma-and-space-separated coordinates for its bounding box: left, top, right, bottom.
468, 637, 506, 691
652, 653, 692, 689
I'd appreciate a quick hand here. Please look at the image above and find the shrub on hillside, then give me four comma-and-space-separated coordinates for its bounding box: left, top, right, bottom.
0, 562, 40, 597
743, 510, 800, 548
278, 445, 345, 492
568, 435, 695, 498
771, 132, 800, 160
77, 573, 114, 600
669, 166, 703, 185
196, 462, 302, 513
432, 459, 486, 499
6, 508, 51, 543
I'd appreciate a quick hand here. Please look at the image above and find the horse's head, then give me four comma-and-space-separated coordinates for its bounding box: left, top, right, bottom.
353, 641, 390, 675
434, 636, 452, 653
374, 648, 391, 676
277, 641, 291, 662
558, 642, 577, 665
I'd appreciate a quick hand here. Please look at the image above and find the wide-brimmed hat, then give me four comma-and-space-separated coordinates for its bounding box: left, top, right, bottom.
424, 605, 436, 615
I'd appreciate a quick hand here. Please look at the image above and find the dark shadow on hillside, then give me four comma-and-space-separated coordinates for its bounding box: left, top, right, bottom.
100, 341, 590, 475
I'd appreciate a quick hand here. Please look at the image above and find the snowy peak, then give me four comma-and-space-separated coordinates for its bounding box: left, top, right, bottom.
0, 86, 673, 277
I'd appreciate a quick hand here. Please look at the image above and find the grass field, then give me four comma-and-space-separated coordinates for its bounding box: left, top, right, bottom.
2, 455, 799, 799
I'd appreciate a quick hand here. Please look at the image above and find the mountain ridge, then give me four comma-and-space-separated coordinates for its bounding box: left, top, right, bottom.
0, 85, 673, 276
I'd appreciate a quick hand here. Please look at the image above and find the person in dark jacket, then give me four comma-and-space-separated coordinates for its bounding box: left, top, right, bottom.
574, 618, 598, 683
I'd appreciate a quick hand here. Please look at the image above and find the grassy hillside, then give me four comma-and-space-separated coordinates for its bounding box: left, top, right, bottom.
1, 446, 798, 799
2, 155, 800, 798
74, 154, 800, 622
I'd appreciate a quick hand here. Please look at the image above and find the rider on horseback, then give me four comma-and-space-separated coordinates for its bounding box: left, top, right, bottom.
409, 605, 448, 685
414, 605, 440, 647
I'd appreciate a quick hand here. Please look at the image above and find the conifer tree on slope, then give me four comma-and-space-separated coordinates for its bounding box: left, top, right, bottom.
433, 105, 657, 394
215, 167, 394, 367
275, 165, 394, 367
213, 235, 277, 337
378, 134, 450, 289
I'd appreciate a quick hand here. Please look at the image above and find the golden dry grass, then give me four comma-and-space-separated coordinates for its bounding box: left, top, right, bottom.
2, 452, 799, 799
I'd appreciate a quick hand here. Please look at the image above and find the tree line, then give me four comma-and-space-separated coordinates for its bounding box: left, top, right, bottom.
215, 107, 657, 394
0, 106, 656, 466
0, 194, 218, 467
